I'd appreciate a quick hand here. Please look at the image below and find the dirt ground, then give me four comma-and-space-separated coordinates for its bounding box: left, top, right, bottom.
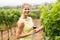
0, 19, 44, 40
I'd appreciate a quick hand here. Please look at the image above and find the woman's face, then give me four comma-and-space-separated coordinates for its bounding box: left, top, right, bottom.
22, 5, 30, 16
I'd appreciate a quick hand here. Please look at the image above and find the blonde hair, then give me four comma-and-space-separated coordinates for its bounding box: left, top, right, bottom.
21, 3, 30, 9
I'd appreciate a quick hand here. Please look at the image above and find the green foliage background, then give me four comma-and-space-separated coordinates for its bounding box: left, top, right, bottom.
39, 0, 60, 40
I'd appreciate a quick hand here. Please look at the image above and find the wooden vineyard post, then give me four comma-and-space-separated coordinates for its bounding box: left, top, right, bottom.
7, 25, 10, 40
0, 30, 3, 40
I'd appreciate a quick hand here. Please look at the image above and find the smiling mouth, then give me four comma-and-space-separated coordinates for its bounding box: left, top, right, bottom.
25, 11, 30, 13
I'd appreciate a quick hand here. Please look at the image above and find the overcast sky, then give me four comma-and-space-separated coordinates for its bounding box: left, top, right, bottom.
0, 0, 56, 7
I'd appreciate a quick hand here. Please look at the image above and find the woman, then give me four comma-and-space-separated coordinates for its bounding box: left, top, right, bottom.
16, 3, 43, 40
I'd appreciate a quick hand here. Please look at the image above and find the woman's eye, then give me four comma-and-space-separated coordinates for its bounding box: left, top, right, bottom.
28, 9, 30, 10
25, 9, 27, 10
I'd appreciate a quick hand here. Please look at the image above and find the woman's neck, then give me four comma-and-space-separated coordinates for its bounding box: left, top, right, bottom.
21, 14, 28, 19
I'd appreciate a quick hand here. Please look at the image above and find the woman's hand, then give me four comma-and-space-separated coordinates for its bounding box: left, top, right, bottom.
35, 26, 43, 33
29, 29, 36, 35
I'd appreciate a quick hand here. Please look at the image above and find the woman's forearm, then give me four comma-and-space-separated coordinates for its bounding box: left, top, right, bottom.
16, 26, 43, 39
16, 30, 36, 39
17, 33, 31, 39
35, 26, 43, 33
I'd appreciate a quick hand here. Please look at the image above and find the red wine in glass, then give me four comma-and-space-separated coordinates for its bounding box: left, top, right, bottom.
33, 26, 37, 29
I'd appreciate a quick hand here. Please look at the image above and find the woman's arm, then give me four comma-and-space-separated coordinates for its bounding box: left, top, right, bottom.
30, 17, 43, 33
35, 26, 43, 33
16, 20, 33, 39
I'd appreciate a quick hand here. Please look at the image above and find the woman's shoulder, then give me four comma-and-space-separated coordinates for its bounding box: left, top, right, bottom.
17, 18, 24, 24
